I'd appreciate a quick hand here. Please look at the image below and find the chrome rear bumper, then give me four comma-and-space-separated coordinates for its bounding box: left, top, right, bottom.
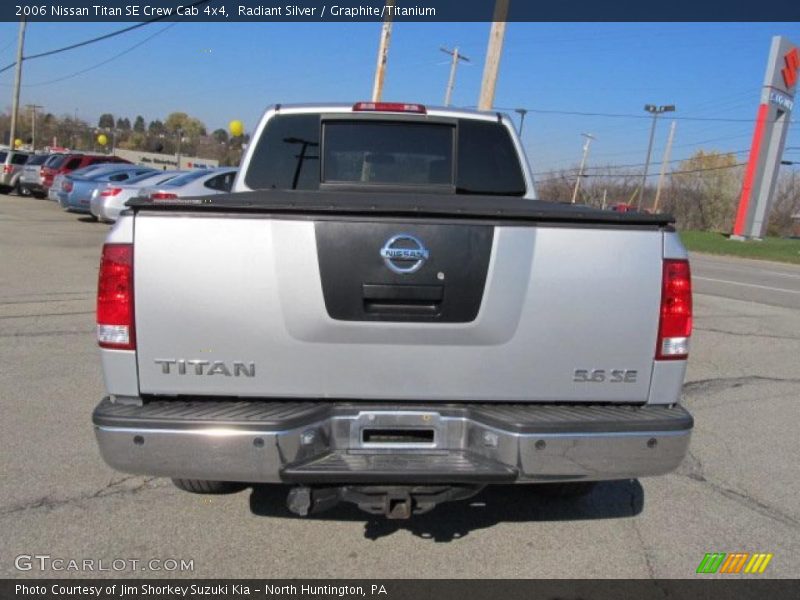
93, 397, 692, 484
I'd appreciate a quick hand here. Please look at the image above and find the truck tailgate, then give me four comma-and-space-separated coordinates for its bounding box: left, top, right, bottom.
133, 213, 663, 402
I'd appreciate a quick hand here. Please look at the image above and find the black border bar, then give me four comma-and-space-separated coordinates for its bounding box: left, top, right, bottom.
4, 1, 800, 22
3, 579, 800, 600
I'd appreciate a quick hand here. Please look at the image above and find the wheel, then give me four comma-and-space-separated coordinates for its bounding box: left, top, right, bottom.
0, 185, 12, 195
16, 183, 31, 197
171, 478, 247, 494
533, 482, 597, 498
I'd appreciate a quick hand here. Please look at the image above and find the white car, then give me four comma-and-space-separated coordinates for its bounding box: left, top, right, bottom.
137, 167, 237, 201
90, 170, 181, 223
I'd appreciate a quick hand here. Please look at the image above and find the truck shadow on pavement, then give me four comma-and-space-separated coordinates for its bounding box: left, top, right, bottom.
248, 480, 644, 542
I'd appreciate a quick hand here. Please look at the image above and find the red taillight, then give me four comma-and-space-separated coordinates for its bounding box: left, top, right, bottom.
656, 259, 692, 360
352, 101, 426, 114
150, 192, 178, 200
97, 244, 135, 350
63, 181, 73, 192
100, 187, 122, 197
3, 165, 12, 174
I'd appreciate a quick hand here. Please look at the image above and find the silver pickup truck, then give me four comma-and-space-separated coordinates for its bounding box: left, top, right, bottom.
92, 102, 693, 518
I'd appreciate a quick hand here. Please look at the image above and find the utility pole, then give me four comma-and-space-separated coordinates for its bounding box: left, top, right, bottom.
176, 128, 182, 170
440, 46, 470, 107
515, 108, 528, 134
8, 19, 27, 149
571, 133, 595, 204
26, 104, 42, 150
371, 0, 395, 102
652, 120, 677, 213
638, 103, 675, 210
478, 0, 510, 110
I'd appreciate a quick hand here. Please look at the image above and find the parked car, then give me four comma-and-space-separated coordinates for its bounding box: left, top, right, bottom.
18, 153, 55, 198
90, 170, 182, 223
61, 165, 157, 215
0, 148, 32, 194
40, 153, 130, 196
92, 102, 693, 519
49, 162, 133, 204
137, 167, 237, 200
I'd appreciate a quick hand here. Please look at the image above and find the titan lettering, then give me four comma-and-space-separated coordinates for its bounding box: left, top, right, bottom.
154, 359, 255, 377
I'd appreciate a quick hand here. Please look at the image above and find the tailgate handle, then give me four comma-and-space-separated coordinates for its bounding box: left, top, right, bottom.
362, 284, 443, 315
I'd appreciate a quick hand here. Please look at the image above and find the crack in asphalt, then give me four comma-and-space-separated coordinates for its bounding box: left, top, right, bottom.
695, 326, 800, 341
0, 476, 169, 518
0, 311, 94, 320
0, 291, 94, 299
0, 297, 92, 306
630, 512, 656, 578
682, 375, 800, 398
0, 329, 92, 338
678, 450, 799, 529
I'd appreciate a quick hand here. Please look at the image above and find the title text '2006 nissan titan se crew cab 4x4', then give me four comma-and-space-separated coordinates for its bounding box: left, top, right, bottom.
92, 102, 693, 519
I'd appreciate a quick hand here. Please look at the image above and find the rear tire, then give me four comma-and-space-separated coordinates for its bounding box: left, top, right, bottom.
533, 482, 597, 498
16, 183, 31, 197
171, 478, 247, 494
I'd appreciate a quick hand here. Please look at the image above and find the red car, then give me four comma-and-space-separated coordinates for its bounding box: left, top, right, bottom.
610, 203, 635, 213
40, 153, 130, 192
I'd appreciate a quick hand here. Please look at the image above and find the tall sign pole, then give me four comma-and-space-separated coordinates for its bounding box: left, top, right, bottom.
732, 35, 798, 240
8, 19, 27, 148
478, 0, 509, 111
371, 0, 395, 102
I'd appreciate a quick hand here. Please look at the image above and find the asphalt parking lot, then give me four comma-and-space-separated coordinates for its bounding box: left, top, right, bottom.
1, 192, 799, 579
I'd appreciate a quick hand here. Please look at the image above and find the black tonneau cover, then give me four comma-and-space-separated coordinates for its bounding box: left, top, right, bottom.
127, 189, 674, 227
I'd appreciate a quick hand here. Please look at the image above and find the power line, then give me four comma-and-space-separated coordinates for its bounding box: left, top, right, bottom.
536, 161, 746, 183
0, 0, 210, 75
20, 22, 178, 87
533, 150, 750, 176
494, 106, 795, 124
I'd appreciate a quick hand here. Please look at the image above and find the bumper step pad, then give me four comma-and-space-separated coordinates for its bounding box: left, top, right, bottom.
281, 451, 518, 484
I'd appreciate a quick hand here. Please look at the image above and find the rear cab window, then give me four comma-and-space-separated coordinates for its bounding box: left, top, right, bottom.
46, 155, 67, 169
164, 170, 209, 187
26, 154, 49, 166
11, 153, 30, 165
204, 171, 236, 191
244, 112, 526, 196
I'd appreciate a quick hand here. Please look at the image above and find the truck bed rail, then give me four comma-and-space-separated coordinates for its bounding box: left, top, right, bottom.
126, 189, 675, 227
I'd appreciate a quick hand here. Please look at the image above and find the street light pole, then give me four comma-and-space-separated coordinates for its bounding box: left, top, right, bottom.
26, 104, 42, 150
515, 108, 528, 135
652, 120, 677, 213
571, 133, 595, 204
638, 104, 675, 210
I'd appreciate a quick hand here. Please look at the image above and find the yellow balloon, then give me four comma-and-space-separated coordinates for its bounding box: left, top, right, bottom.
229, 120, 244, 137
13, 138, 22, 148
97, 134, 108, 145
